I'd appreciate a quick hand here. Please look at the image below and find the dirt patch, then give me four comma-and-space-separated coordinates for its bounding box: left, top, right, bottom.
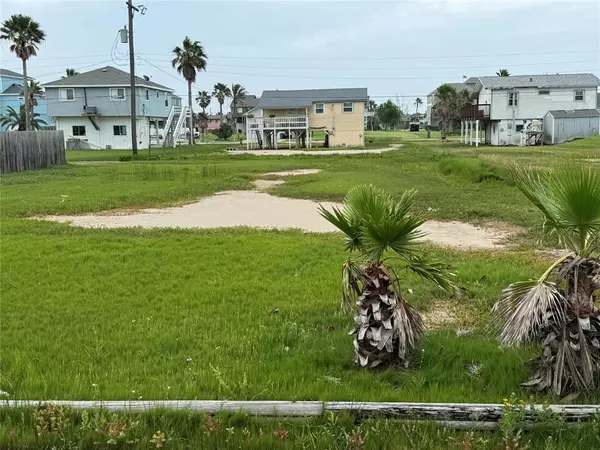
252, 179, 285, 189
264, 169, 322, 176
228, 144, 401, 156
421, 302, 459, 330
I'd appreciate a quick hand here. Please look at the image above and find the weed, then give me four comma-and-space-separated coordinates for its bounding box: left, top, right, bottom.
33, 404, 71, 440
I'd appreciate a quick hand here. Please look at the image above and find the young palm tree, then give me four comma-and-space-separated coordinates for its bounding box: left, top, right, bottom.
20, 80, 43, 107
0, 105, 47, 131
319, 185, 457, 368
368, 99, 377, 112
212, 83, 231, 122
171, 37, 208, 146
496, 69, 510, 77
230, 83, 247, 138
414, 97, 423, 114
63, 68, 79, 78
492, 165, 600, 396
0, 14, 46, 131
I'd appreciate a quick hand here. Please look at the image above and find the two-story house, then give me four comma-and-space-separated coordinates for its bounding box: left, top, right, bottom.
43, 66, 180, 149
230, 94, 258, 134
460, 73, 600, 146
245, 88, 368, 149
0, 68, 51, 130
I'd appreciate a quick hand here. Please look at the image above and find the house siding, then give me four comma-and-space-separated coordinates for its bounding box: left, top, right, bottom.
56, 116, 151, 149
543, 113, 600, 144
309, 101, 365, 146
0, 74, 51, 129
137, 87, 173, 118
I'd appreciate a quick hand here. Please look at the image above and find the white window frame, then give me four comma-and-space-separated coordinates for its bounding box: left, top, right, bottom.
314, 103, 324, 114
59, 88, 75, 102
113, 125, 127, 136
508, 92, 518, 107
574, 90, 585, 101
145, 89, 149, 101
286, 108, 297, 116
109, 88, 126, 101
342, 102, 354, 113
156, 90, 160, 99
72, 125, 86, 136
236, 107, 243, 114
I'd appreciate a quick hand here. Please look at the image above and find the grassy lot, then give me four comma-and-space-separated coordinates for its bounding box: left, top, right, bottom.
1, 132, 599, 448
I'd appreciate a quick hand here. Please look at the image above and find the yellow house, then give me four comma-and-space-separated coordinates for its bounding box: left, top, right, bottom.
245, 88, 368, 149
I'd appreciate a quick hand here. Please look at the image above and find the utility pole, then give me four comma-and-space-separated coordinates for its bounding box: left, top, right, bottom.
126, 0, 139, 155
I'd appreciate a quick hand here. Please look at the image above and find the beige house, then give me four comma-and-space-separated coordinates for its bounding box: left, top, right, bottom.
245, 88, 368, 149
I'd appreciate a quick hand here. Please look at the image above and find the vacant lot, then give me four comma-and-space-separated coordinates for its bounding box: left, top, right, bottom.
1, 132, 599, 448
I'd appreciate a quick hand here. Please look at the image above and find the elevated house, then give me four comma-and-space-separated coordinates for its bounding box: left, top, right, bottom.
460, 73, 600, 146
231, 94, 258, 134
43, 66, 186, 149
0, 68, 51, 129
246, 88, 368, 149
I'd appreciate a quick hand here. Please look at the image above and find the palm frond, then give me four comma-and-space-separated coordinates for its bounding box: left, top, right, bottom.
392, 298, 425, 362
340, 258, 364, 313
402, 254, 459, 296
492, 280, 565, 347
318, 204, 362, 252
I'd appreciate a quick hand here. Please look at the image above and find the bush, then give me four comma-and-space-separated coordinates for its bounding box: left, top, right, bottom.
214, 123, 234, 140
439, 157, 512, 184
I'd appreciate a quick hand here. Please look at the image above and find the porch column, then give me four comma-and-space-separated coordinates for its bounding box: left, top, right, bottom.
460, 120, 464, 144
468, 121, 473, 146
475, 120, 479, 147
274, 129, 278, 150
288, 128, 291, 149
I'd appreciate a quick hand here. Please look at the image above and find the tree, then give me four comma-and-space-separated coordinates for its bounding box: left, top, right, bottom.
433, 85, 470, 140
196, 111, 208, 135
212, 83, 231, 122
496, 69, 510, 77
230, 83, 247, 138
20, 80, 43, 108
195, 90, 211, 113
492, 165, 600, 396
0, 14, 46, 131
375, 100, 402, 130
319, 185, 457, 369
414, 97, 423, 114
214, 122, 234, 140
0, 104, 47, 131
171, 37, 208, 146
63, 68, 79, 78
368, 99, 377, 112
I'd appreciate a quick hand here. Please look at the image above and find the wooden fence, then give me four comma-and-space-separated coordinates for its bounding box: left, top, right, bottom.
0, 131, 66, 173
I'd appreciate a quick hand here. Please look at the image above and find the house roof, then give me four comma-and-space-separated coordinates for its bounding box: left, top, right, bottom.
428, 82, 473, 96
42, 66, 174, 91
207, 114, 221, 120
240, 95, 258, 108
546, 109, 600, 118
0, 68, 23, 78
1, 83, 23, 95
477, 73, 600, 90
257, 88, 368, 109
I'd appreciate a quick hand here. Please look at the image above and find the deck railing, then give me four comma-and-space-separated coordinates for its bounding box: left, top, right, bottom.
461, 104, 490, 120
247, 116, 308, 129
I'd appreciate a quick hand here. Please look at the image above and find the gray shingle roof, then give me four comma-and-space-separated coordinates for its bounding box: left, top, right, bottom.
546, 109, 600, 118
42, 66, 174, 91
258, 88, 368, 109
0, 68, 23, 78
1, 83, 23, 95
478, 73, 600, 90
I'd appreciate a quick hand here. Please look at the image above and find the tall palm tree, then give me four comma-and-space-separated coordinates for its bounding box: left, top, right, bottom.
195, 90, 211, 113
414, 97, 423, 114
171, 37, 208, 146
20, 80, 43, 107
492, 165, 600, 396
212, 83, 231, 122
0, 14, 46, 131
496, 69, 510, 77
368, 99, 377, 112
0, 105, 47, 131
319, 185, 457, 369
230, 83, 247, 138
63, 68, 79, 78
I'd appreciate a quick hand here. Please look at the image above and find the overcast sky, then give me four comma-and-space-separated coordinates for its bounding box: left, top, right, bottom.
1, 0, 599, 113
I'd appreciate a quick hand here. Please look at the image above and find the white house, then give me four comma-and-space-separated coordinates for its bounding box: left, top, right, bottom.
43, 66, 186, 150
460, 73, 600, 146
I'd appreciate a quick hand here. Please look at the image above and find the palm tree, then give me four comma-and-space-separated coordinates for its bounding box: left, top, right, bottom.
434, 85, 470, 140
171, 37, 208, 146
492, 165, 600, 396
63, 68, 79, 78
319, 185, 457, 369
0, 14, 46, 131
212, 83, 231, 122
368, 99, 377, 112
414, 97, 423, 114
230, 83, 247, 138
0, 105, 47, 131
20, 80, 43, 107
195, 90, 211, 113
496, 69, 510, 77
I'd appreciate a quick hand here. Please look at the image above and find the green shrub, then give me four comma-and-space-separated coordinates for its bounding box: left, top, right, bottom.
215, 123, 234, 140
439, 157, 512, 184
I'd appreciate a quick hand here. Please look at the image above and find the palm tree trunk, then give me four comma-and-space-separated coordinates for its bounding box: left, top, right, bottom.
22, 59, 31, 132
219, 103, 223, 123
188, 81, 194, 146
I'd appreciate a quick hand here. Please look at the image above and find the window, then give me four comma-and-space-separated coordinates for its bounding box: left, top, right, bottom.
72, 125, 86, 136
109, 88, 126, 100
508, 92, 518, 106
113, 125, 127, 136
314, 103, 324, 114
145, 89, 149, 100
515, 124, 524, 132
165, 94, 169, 107
538, 90, 550, 95
286, 108, 297, 115
342, 102, 354, 113
574, 90, 584, 101
156, 90, 160, 99
237, 107, 243, 114
59, 88, 75, 101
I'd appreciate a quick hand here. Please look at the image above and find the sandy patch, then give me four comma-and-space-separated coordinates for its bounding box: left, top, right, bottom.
228, 144, 401, 156
264, 169, 322, 176
252, 179, 285, 189
421, 302, 458, 330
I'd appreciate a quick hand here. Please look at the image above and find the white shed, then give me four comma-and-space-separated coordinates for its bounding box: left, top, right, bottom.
543, 109, 600, 144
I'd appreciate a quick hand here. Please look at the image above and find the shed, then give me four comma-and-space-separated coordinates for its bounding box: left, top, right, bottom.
543, 109, 600, 144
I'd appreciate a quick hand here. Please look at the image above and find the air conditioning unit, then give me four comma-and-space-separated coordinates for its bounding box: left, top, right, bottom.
85, 106, 98, 115
105, 145, 112, 150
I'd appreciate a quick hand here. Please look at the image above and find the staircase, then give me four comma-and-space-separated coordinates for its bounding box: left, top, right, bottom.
162, 105, 191, 148
254, 130, 263, 149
